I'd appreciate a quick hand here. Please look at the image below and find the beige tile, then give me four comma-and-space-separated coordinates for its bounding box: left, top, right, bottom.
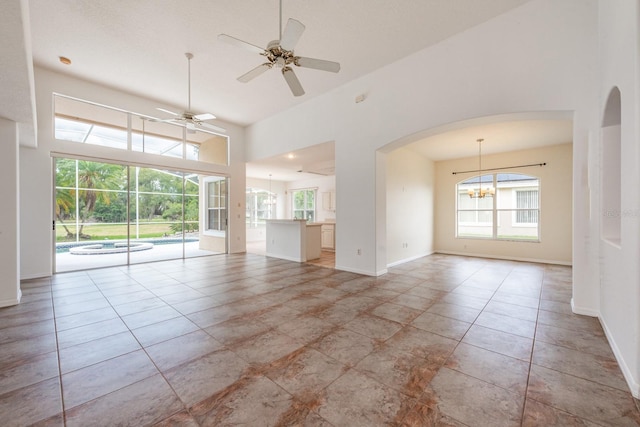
65, 374, 183, 427
484, 299, 539, 321
5, 253, 636, 426
426, 302, 481, 323
0, 351, 59, 395
230, 329, 301, 365
56, 317, 128, 349
522, 399, 601, 426
266, 348, 346, 396
311, 327, 376, 367
0, 377, 62, 427
344, 313, 403, 340
62, 349, 158, 408
190, 376, 294, 425
475, 310, 537, 338
163, 350, 249, 406
145, 330, 223, 371
428, 368, 524, 426
317, 369, 415, 426
411, 312, 471, 340
132, 316, 199, 347
527, 365, 640, 425
462, 324, 533, 361
369, 302, 422, 325
532, 341, 628, 391
445, 342, 530, 395
534, 323, 613, 360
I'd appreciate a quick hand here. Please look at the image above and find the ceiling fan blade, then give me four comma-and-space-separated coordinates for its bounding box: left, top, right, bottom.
238, 63, 272, 83
282, 67, 305, 97
280, 18, 305, 51
199, 122, 227, 134
218, 34, 265, 55
156, 107, 180, 116
193, 112, 216, 121
296, 57, 341, 73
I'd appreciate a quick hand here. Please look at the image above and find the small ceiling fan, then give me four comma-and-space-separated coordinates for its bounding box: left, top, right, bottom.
155, 52, 226, 134
218, 0, 340, 97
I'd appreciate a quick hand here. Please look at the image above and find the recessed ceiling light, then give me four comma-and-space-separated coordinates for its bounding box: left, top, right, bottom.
59, 56, 72, 65
287, 153, 295, 159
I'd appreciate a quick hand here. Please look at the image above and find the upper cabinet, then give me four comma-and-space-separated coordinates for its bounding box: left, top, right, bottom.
322, 191, 336, 211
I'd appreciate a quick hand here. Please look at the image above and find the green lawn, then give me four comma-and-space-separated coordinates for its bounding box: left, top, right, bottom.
55, 222, 193, 241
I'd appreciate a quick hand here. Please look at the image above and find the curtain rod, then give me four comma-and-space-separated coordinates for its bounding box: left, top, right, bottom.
452, 162, 546, 175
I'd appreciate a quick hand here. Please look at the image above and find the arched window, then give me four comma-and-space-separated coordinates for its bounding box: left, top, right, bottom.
456, 173, 540, 241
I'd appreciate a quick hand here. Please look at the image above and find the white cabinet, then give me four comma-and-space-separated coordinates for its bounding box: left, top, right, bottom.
321, 223, 335, 250
322, 191, 336, 211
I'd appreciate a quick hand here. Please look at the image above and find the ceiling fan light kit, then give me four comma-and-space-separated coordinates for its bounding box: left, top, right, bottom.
154, 52, 226, 134
218, 1, 341, 97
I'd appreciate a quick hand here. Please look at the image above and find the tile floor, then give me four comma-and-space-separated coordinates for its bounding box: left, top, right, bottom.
1, 253, 639, 426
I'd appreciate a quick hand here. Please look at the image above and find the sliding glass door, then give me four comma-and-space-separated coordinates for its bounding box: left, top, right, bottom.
54, 158, 226, 273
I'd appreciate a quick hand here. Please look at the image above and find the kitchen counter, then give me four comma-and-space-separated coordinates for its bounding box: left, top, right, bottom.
265, 220, 322, 262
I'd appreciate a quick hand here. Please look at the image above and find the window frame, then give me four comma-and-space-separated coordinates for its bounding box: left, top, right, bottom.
456, 173, 541, 242
292, 189, 316, 222
204, 177, 227, 236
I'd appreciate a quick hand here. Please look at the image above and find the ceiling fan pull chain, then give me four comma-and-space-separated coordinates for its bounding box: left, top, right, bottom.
279, 0, 283, 40
186, 53, 192, 111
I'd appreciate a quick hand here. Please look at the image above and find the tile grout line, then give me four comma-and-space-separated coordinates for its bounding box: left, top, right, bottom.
518, 267, 546, 425
50, 275, 69, 427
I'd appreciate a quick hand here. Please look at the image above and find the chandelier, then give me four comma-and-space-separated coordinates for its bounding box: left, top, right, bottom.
468, 138, 495, 199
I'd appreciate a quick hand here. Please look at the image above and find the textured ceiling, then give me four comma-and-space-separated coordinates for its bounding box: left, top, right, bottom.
28, 0, 531, 127
21, 0, 570, 182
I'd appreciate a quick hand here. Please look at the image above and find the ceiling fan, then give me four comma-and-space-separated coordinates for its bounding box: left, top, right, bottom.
155, 52, 226, 134
218, 0, 340, 97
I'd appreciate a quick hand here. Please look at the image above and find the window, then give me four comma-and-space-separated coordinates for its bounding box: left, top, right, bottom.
206, 178, 227, 232
515, 190, 539, 224
246, 188, 276, 228
292, 189, 315, 221
457, 173, 540, 241
53, 94, 229, 166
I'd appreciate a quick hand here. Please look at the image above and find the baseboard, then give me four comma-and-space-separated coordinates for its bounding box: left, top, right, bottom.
264, 254, 303, 263
334, 264, 386, 277
387, 251, 435, 268
435, 250, 572, 266
599, 315, 640, 399
570, 298, 599, 317
0, 289, 22, 308
20, 271, 52, 280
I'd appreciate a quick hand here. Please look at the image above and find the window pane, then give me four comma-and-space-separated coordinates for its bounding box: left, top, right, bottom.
457, 211, 493, 238
294, 192, 305, 210
54, 95, 128, 149
131, 117, 184, 157
497, 210, 539, 241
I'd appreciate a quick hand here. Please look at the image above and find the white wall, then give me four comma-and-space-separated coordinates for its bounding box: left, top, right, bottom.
435, 143, 572, 264
0, 118, 21, 306
593, 0, 640, 398
246, 0, 597, 277
20, 67, 246, 279
386, 147, 434, 266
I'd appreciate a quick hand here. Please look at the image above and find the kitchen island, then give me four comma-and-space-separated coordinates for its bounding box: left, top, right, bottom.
265, 219, 322, 262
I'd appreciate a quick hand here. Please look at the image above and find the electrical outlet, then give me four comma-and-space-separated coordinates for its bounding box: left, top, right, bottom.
357, 249, 361, 255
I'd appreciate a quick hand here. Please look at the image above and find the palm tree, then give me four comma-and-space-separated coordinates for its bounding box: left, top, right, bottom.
55, 159, 126, 239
